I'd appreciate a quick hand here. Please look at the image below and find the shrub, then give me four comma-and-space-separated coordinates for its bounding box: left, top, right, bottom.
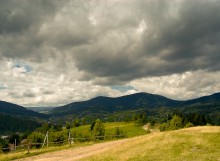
28, 132, 44, 148
49, 131, 68, 145
184, 122, 194, 128
159, 122, 170, 132
8, 133, 21, 145
93, 119, 105, 140
169, 115, 183, 130
114, 127, 125, 138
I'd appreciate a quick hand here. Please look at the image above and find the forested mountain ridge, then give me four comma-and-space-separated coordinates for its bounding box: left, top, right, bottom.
0, 101, 47, 118
49, 92, 220, 119
49, 92, 181, 117
0, 113, 41, 134
0, 92, 220, 134
0, 101, 48, 134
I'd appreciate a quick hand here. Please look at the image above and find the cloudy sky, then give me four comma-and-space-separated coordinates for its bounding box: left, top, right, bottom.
0, 0, 220, 107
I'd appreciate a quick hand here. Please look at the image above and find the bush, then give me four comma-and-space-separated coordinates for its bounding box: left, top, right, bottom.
49, 131, 68, 145
93, 119, 105, 140
184, 122, 194, 128
169, 115, 183, 130
159, 122, 170, 132
160, 115, 183, 131
28, 132, 44, 148
8, 133, 21, 145
0, 138, 9, 152
114, 127, 125, 138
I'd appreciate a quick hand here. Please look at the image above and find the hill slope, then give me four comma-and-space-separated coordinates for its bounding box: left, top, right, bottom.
15, 126, 220, 161
0, 113, 41, 134
50, 92, 181, 116
82, 126, 220, 161
50, 92, 220, 120
0, 101, 47, 118
0, 101, 47, 134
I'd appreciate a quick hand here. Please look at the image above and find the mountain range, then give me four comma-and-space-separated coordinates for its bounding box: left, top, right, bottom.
0, 92, 220, 133
49, 92, 220, 124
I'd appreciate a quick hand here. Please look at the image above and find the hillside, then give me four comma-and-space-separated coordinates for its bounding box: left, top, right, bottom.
0, 101, 47, 134
0, 113, 41, 134
0, 101, 47, 119
14, 126, 220, 161
50, 92, 181, 116
49, 92, 220, 124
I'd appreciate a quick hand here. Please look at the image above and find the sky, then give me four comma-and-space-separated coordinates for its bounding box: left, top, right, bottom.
0, 0, 220, 107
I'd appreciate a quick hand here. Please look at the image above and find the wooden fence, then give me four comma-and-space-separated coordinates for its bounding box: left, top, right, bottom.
1, 134, 127, 154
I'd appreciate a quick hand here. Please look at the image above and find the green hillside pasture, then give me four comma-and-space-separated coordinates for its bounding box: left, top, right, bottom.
104, 122, 148, 137
81, 126, 220, 161
70, 122, 147, 141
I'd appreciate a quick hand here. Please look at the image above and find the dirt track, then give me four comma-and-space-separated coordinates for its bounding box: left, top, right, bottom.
16, 138, 131, 161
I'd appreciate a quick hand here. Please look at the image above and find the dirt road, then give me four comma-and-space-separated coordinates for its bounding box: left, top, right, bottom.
16, 138, 131, 161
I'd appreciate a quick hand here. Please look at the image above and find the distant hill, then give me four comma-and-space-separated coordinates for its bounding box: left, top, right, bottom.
0, 113, 41, 134
0, 101, 48, 134
49, 92, 220, 122
0, 101, 47, 119
49, 92, 181, 117
27, 107, 55, 114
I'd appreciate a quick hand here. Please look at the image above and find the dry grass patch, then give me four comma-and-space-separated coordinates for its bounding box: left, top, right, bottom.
81, 126, 220, 161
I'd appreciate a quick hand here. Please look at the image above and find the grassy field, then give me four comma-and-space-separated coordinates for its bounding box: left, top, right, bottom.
1, 124, 219, 161
81, 126, 220, 161
0, 122, 147, 161
70, 122, 148, 138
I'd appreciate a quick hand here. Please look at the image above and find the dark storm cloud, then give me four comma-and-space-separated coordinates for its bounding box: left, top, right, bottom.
0, 0, 61, 60
145, 0, 220, 73
0, 0, 58, 34
72, 0, 220, 84
1, 0, 220, 85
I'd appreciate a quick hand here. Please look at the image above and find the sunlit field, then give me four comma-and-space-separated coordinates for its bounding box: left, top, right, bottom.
81, 126, 220, 161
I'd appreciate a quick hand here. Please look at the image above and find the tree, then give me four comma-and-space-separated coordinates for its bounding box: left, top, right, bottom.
169, 115, 183, 130
65, 121, 71, 129
0, 138, 9, 152
114, 127, 125, 138
159, 122, 170, 132
81, 117, 87, 125
92, 119, 105, 140
54, 124, 63, 131
28, 132, 44, 148
73, 118, 80, 127
9, 133, 21, 145
49, 131, 67, 145
90, 120, 96, 131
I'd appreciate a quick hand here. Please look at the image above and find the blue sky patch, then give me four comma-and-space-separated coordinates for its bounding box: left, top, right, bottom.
13, 61, 33, 73
111, 85, 136, 93
0, 84, 7, 90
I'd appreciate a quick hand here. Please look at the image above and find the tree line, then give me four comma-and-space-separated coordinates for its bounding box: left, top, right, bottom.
159, 112, 212, 131
0, 113, 41, 134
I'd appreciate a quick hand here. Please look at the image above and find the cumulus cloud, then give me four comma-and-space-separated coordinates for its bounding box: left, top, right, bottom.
0, 0, 220, 106
130, 70, 220, 100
